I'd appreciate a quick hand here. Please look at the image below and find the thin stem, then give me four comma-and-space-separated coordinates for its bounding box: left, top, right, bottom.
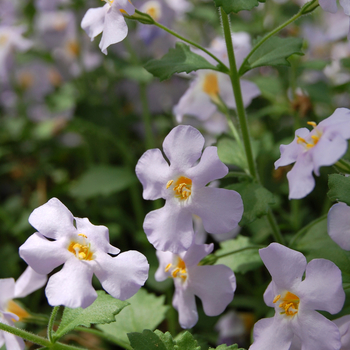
266, 210, 284, 245
334, 159, 350, 174
75, 327, 133, 350
48, 306, 60, 343
239, 0, 319, 76
0, 322, 84, 350
215, 245, 264, 260
152, 21, 229, 71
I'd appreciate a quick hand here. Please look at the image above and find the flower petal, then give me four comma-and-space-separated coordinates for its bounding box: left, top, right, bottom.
333, 315, 350, 348
328, 202, 350, 250
182, 242, 213, 267
320, 108, 350, 139
14, 266, 47, 299
81, 5, 108, 40
0, 279, 15, 309
319, 0, 338, 13
45, 257, 97, 308
190, 264, 235, 316
287, 152, 315, 199
2, 319, 25, 350
155, 251, 174, 281
162, 125, 204, 172
143, 202, 193, 253
99, 6, 128, 54
259, 243, 306, 291
136, 148, 171, 200
190, 187, 243, 234
94, 251, 149, 300
249, 316, 293, 350
292, 310, 341, 350
28, 197, 76, 239
172, 285, 198, 329
19, 233, 70, 275
297, 259, 345, 314
186, 146, 228, 187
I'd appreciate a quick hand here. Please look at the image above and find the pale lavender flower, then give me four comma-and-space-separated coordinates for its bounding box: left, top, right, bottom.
328, 202, 350, 250
19, 198, 149, 308
136, 125, 244, 253
0, 267, 47, 350
155, 240, 236, 328
334, 315, 350, 349
81, 0, 135, 55
275, 108, 350, 199
249, 243, 345, 350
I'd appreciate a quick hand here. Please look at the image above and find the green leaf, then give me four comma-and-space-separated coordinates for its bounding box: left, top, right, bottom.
54, 291, 129, 340
144, 42, 218, 81
328, 174, 350, 206
240, 37, 303, 76
155, 330, 175, 350
296, 217, 350, 281
69, 165, 136, 199
174, 331, 201, 350
128, 330, 168, 350
215, 235, 262, 274
209, 344, 244, 350
227, 181, 275, 225
97, 288, 168, 344
213, 0, 259, 13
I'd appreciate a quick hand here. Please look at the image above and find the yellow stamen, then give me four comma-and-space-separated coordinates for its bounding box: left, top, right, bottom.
172, 267, 180, 278
297, 136, 306, 144
172, 176, 192, 200
78, 233, 87, 238
311, 135, 319, 144
68, 235, 93, 261
6, 300, 30, 321
278, 291, 300, 317
165, 263, 172, 272
166, 257, 188, 282
273, 294, 281, 303
166, 180, 173, 189
202, 73, 220, 97
307, 121, 317, 128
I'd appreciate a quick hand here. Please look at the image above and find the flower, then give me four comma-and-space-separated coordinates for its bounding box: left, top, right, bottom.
0, 267, 47, 350
274, 108, 350, 199
81, 0, 135, 55
19, 198, 149, 308
328, 202, 350, 250
249, 243, 345, 350
333, 315, 350, 349
136, 125, 244, 253
155, 240, 236, 328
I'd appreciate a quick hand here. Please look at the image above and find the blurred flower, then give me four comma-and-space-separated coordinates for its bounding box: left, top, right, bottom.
274, 108, 350, 199
81, 0, 135, 55
0, 267, 47, 350
249, 243, 345, 350
19, 198, 149, 308
328, 202, 350, 250
334, 315, 350, 349
136, 125, 243, 253
155, 240, 236, 328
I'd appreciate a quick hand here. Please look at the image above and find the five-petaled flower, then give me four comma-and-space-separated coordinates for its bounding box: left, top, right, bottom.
155, 239, 236, 329
249, 243, 345, 350
136, 125, 244, 253
0, 267, 47, 350
19, 198, 149, 309
81, 0, 135, 55
274, 108, 350, 199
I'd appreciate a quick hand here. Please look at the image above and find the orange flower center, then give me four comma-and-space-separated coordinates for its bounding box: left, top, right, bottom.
296, 121, 322, 149
166, 176, 192, 200
273, 291, 300, 317
165, 257, 188, 282
68, 234, 94, 260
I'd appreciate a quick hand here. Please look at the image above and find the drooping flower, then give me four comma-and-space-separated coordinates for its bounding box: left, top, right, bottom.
155, 240, 236, 329
81, 0, 135, 55
249, 243, 345, 350
19, 198, 149, 308
136, 125, 244, 253
274, 108, 350, 199
0, 267, 47, 350
328, 202, 350, 250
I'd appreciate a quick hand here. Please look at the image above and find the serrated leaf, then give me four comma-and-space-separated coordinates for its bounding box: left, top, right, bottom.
227, 182, 275, 226
97, 288, 168, 344
155, 330, 175, 350
54, 291, 129, 340
128, 330, 168, 350
69, 165, 136, 199
328, 174, 350, 206
214, 0, 259, 13
215, 235, 262, 274
240, 37, 303, 76
144, 42, 218, 81
174, 331, 201, 350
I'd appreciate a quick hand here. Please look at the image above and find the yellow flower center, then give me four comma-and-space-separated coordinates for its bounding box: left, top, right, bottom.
165, 257, 188, 282
68, 233, 94, 261
273, 291, 300, 317
202, 73, 220, 98
166, 176, 192, 200
142, 1, 161, 20
66, 40, 80, 57
0, 34, 8, 46
6, 300, 30, 322
296, 121, 322, 149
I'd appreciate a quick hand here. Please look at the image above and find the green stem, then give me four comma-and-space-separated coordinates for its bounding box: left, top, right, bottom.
334, 159, 350, 174
221, 8, 258, 180
289, 214, 327, 248
215, 245, 264, 260
266, 210, 284, 245
0, 322, 84, 350
239, 0, 319, 76
75, 327, 133, 350
48, 306, 60, 343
